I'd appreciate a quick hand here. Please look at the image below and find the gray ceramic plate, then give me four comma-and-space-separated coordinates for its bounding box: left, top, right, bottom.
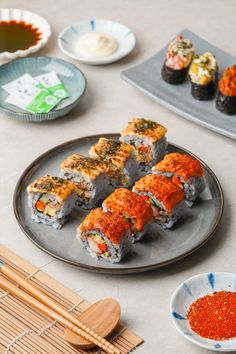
0, 56, 87, 122
14, 134, 223, 274
121, 29, 236, 140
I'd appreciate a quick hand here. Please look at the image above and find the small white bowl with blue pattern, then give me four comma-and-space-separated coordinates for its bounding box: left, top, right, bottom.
170, 272, 236, 351
58, 19, 136, 65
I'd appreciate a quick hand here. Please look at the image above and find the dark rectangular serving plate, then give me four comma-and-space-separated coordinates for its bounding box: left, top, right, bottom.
121, 29, 236, 140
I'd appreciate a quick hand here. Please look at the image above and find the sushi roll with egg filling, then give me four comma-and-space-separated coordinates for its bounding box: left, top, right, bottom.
77, 208, 132, 263
152, 152, 205, 207
27, 176, 78, 229
102, 188, 153, 242
161, 35, 194, 85
133, 174, 186, 229
60, 153, 109, 209
189, 52, 218, 100
216, 65, 236, 115
120, 118, 167, 173
89, 138, 137, 188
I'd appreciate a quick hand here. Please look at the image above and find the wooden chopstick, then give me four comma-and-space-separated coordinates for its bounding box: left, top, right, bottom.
0, 262, 120, 354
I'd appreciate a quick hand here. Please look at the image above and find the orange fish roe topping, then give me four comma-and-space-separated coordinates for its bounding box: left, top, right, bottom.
187, 291, 236, 341
219, 65, 236, 96
154, 152, 203, 182
80, 207, 130, 245
103, 188, 153, 231
133, 174, 184, 214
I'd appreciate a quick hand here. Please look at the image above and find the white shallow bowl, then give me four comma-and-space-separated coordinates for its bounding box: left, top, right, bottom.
0, 9, 51, 60
170, 272, 236, 352
58, 19, 136, 65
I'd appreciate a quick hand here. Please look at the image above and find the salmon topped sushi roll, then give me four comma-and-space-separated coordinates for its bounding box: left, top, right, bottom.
60, 153, 109, 209
152, 152, 204, 206
120, 118, 167, 172
27, 176, 78, 229
77, 208, 132, 263
89, 138, 137, 187
102, 188, 153, 242
133, 174, 186, 229
161, 35, 194, 85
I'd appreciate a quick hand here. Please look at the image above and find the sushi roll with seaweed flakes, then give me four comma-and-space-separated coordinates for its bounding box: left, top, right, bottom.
102, 188, 153, 242
189, 52, 218, 100
27, 176, 78, 229
161, 35, 194, 84
133, 174, 186, 229
152, 152, 204, 207
89, 138, 137, 188
216, 65, 236, 115
60, 153, 109, 209
77, 208, 132, 263
120, 118, 167, 173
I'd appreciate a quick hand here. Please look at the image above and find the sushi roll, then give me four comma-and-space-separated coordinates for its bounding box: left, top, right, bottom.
216, 65, 236, 115
120, 118, 167, 173
133, 174, 186, 229
189, 52, 218, 100
161, 35, 194, 85
89, 138, 137, 188
102, 188, 153, 242
77, 208, 132, 263
152, 152, 204, 207
27, 176, 78, 229
60, 153, 109, 209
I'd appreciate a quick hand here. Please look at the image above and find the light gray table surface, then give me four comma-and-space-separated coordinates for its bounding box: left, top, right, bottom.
1, 1, 236, 353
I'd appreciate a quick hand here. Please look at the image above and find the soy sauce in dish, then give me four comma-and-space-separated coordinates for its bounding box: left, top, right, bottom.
0, 21, 41, 53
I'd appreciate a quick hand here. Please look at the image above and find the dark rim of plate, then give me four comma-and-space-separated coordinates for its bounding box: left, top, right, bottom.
13, 134, 224, 274
0, 56, 87, 118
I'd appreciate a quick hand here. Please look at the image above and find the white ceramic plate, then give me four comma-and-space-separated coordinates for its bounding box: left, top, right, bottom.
170, 272, 236, 351
58, 19, 136, 65
0, 9, 51, 60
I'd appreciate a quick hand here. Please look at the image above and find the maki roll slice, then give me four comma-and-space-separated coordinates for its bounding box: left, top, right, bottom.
102, 188, 153, 242
189, 52, 218, 100
27, 176, 78, 229
77, 208, 132, 263
133, 174, 186, 229
152, 152, 204, 207
161, 35, 194, 84
60, 153, 109, 209
216, 65, 236, 115
89, 138, 137, 188
120, 118, 167, 173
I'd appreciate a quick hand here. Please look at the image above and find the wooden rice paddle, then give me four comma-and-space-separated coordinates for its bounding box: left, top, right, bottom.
0, 261, 121, 354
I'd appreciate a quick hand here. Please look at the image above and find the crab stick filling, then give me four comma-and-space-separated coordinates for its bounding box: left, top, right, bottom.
35, 194, 62, 217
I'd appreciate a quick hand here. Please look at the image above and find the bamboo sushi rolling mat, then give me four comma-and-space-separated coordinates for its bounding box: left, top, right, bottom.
0, 245, 143, 354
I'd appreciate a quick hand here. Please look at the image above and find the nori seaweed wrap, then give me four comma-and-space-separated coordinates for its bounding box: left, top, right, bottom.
216, 66, 236, 115
189, 52, 218, 101
161, 35, 194, 85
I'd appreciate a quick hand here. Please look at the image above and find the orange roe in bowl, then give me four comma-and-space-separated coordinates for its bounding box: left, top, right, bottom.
187, 291, 236, 341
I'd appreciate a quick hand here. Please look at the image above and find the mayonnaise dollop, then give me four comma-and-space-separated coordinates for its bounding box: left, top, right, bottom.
77, 32, 118, 58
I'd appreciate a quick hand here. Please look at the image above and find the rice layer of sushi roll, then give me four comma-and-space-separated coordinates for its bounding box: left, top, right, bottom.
120, 118, 167, 173
60, 153, 109, 209
189, 52, 218, 100
77, 208, 132, 263
27, 176, 78, 229
216, 65, 236, 115
133, 174, 186, 229
89, 138, 137, 188
102, 188, 153, 242
161, 35, 194, 85
152, 152, 204, 207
